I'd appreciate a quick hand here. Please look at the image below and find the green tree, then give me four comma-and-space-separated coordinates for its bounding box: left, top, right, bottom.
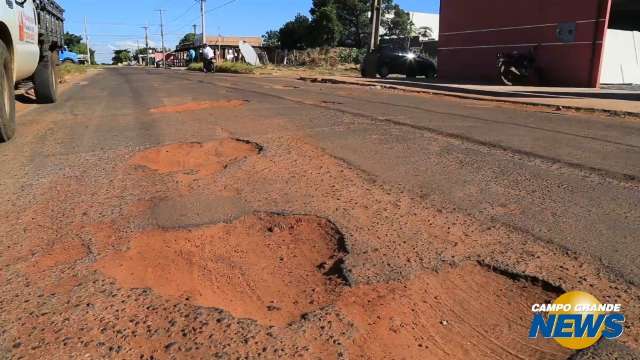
178, 33, 196, 47
73, 43, 97, 64
278, 14, 311, 50
262, 30, 280, 47
309, 0, 394, 48
415, 26, 434, 40
112, 49, 132, 65
382, 5, 413, 39
64, 32, 83, 48
308, 4, 342, 47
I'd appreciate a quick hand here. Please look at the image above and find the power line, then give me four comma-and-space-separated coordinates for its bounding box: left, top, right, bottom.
167, 1, 199, 24
205, 0, 240, 14
66, 20, 157, 27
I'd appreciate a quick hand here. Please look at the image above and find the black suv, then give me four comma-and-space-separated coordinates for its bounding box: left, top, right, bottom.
362, 47, 437, 79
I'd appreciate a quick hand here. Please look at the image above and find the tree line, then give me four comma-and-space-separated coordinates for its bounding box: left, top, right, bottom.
263, 0, 413, 50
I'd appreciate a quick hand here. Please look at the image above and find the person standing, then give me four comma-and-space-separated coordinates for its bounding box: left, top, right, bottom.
187, 48, 196, 64
203, 44, 215, 73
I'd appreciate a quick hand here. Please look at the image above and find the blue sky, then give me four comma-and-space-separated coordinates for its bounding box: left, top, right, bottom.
60, 0, 440, 63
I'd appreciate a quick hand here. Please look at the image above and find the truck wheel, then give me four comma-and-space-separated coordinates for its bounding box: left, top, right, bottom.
0, 39, 16, 142
34, 51, 58, 104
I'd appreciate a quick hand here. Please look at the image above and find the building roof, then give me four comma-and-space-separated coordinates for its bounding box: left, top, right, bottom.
196, 35, 263, 47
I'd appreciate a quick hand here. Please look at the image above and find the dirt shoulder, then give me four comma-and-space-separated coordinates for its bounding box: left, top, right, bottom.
15, 66, 101, 114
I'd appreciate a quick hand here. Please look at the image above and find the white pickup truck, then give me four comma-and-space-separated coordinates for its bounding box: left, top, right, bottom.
0, 0, 64, 142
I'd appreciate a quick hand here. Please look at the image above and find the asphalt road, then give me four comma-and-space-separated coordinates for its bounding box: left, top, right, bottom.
214, 70, 640, 284
1, 67, 639, 358
57, 67, 640, 282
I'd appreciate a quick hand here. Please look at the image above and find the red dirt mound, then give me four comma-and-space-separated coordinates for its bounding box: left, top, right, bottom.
338, 263, 570, 359
149, 100, 248, 113
129, 139, 259, 177
95, 213, 347, 326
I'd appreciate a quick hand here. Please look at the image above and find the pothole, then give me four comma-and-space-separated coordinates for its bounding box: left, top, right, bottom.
149, 100, 249, 113
95, 213, 349, 326
337, 263, 571, 359
129, 138, 260, 176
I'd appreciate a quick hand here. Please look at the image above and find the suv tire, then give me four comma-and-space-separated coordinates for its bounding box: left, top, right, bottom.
0, 39, 16, 142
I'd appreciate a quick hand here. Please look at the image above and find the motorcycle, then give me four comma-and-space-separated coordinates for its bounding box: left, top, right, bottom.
497, 50, 535, 85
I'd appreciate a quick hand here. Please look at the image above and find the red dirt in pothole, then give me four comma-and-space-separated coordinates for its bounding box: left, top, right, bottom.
129, 139, 259, 178
95, 213, 347, 326
149, 100, 248, 113
26, 238, 88, 275
338, 263, 570, 360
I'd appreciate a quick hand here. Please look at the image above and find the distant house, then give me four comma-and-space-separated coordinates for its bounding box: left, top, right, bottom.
173, 34, 264, 67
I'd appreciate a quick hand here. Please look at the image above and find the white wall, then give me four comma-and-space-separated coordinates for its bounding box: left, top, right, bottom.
409, 12, 439, 40
381, 12, 440, 40
600, 29, 640, 84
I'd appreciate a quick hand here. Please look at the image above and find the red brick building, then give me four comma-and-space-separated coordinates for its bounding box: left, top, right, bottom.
438, 0, 639, 87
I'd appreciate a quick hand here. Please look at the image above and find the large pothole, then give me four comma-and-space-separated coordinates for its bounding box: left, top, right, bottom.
337, 263, 570, 359
95, 213, 349, 326
129, 138, 260, 178
149, 100, 248, 113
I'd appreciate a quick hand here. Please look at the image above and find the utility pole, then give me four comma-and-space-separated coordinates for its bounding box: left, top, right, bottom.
369, 0, 382, 51
136, 40, 140, 65
200, 0, 206, 46
156, 9, 166, 69
142, 25, 149, 66
362, 0, 382, 78
193, 24, 197, 38
217, 26, 221, 63
84, 17, 90, 65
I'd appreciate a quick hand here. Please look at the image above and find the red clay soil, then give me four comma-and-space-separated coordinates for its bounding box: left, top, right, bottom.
2, 133, 637, 359
129, 139, 259, 189
95, 213, 347, 326
338, 263, 570, 359
149, 100, 248, 113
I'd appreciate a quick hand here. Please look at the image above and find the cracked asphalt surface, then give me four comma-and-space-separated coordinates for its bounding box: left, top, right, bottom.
0, 67, 638, 359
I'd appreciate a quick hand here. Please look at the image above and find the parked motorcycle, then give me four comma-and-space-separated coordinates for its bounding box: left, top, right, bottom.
497, 51, 535, 85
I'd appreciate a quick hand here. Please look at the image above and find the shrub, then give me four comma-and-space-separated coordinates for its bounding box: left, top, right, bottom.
216, 62, 255, 74
187, 61, 255, 74
58, 63, 88, 78
187, 62, 203, 71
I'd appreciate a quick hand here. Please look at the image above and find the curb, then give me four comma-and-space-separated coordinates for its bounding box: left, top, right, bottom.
298, 76, 640, 118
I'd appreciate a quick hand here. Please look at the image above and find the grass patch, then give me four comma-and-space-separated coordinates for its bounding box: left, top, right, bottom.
187, 62, 203, 71
216, 62, 255, 74
254, 64, 360, 77
187, 62, 255, 74
57, 63, 101, 82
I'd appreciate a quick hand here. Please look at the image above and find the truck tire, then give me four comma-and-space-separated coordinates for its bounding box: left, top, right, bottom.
0, 39, 16, 142
34, 51, 58, 104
